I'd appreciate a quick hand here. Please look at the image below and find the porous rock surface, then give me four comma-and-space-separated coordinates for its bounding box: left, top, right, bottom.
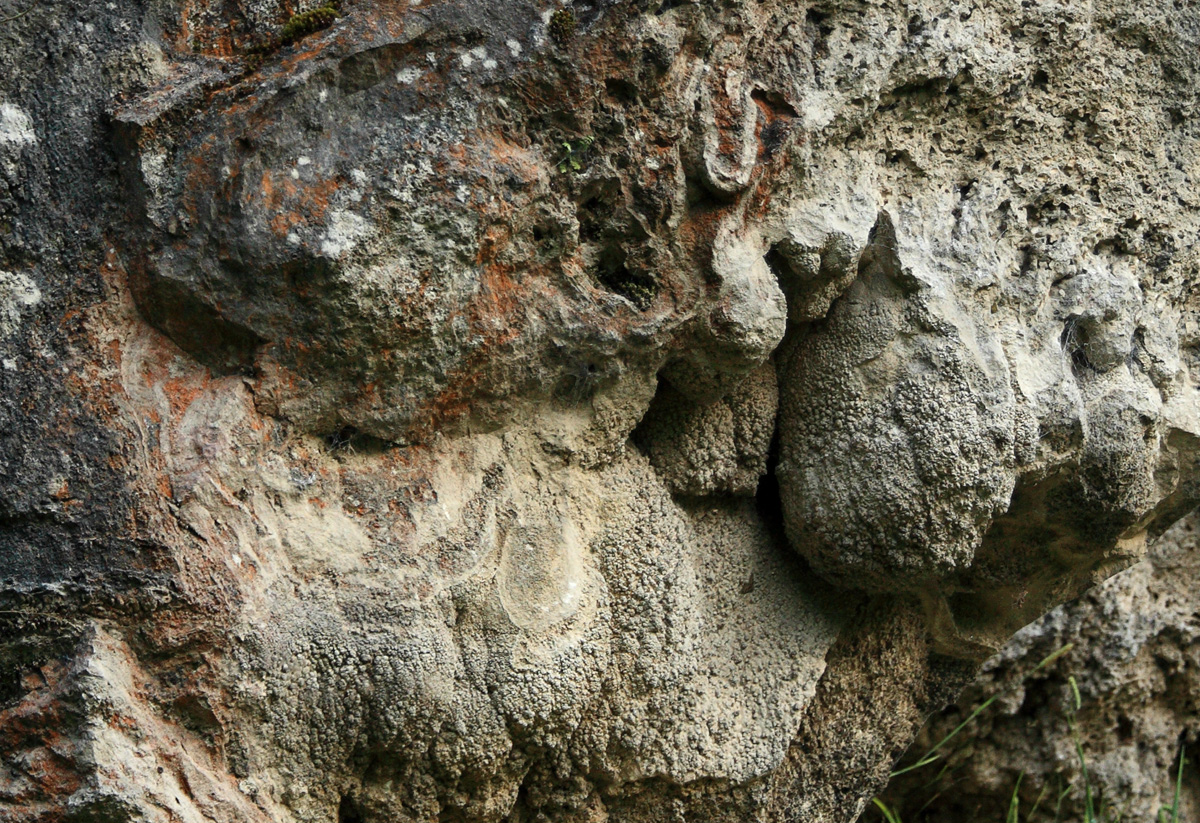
873, 511, 1200, 823
1, 0, 1199, 821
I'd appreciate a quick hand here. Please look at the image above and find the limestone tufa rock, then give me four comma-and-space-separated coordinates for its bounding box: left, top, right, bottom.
1, 0, 1199, 821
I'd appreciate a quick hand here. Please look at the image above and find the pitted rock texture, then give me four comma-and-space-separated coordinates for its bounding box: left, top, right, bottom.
872, 512, 1200, 823
2, 0, 1200, 821
634, 361, 778, 497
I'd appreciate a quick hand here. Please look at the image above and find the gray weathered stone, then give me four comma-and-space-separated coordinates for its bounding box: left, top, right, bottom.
2, 0, 1198, 821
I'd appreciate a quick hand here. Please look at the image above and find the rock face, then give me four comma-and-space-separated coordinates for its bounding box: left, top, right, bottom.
874, 511, 1200, 823
1, 0, 1199, 821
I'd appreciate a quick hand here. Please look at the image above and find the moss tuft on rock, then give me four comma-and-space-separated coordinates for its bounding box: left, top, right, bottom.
549, 8, 576, 46
280, 3, 340, 45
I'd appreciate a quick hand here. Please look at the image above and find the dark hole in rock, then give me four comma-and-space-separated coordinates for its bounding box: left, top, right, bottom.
807, 7, 833, 39
576, 180, 620, 243
605, 77, 638, 102
755, 426, 786, 537
1018, 245, 1035, 276
764, 245, 791, 282
1060, 314, 1095, 376
172, 692, 219, 734
337, 795, 364, 823
684, 176, 726, 213
324, 426, 394, 455
594, 247, 657, 310
531, 223, 560, 256
655, 0, 690, 15
884, 77, 947, 107
750, 88, 799, 118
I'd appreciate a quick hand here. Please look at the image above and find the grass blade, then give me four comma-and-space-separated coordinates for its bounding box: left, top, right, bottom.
890, 695, 999, 778
873, 797, 903, 823
1068, 715, 1095, 822
1068, 676, 1082, 712
1028, 781, 1050, 821
1163, 746, 1186, 823
1032, 644, 1075, 674
1054, 780, 1072, 822
1007, 771, 1025, 823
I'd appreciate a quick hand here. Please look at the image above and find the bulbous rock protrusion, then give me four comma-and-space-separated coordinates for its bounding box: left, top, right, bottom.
773, 207, 1200, 658
776, 212, 1019, 592
663, 226, 788, 403
767, 230, 859, 325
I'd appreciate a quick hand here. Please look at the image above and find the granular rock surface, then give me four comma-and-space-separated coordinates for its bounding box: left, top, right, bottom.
2, 0, 1199, 821
873, 512, 1200, 823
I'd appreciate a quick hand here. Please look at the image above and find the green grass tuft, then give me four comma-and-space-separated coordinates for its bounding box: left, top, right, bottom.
1157, 747, 1187, 823
870, 644, 1195, 822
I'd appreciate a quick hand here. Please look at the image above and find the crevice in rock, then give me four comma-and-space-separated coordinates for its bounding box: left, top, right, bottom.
131, 271, 265, 376
323, 426, 395, 455
337, 794, 364, 823
1060, 314, 1096, 376
750, 88, 798, 119
592, 245, 657, 310
754, 424, 785, 539
604, 77, 638, 103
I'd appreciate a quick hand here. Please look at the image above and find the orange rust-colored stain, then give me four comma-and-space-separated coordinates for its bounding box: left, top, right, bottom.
110, 711, 141, 733
0, 687, 85, 803
21, 745, 83, 798
162, 375, 209, 419
476, 224, 513, 265
744, 144, 799, 221
269, 210, 305, 236
247, 169, 342, 238
710, 96, 745, 159
403, 259, 533, 440
472, 264, 524, 328
39, 660, 68, 688
186, 140, 220, 196
19, 669, 47, 692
